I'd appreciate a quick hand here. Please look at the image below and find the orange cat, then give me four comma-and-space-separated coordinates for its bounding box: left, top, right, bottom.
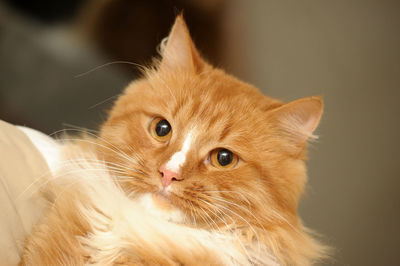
20, 16, 327, 265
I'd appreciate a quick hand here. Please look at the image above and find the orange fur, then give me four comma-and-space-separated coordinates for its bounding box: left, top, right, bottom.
20, 15, 328, 265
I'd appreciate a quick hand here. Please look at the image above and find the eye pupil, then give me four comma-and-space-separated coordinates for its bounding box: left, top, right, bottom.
217, 149, 233, 166
155, 119, 171, 137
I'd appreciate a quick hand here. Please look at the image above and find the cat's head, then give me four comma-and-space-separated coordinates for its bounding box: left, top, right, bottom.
100, 16, 323, 232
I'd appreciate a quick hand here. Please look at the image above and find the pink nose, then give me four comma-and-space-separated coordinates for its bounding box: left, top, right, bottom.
160, 167, 181, 187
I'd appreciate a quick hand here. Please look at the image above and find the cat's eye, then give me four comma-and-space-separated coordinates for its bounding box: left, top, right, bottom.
150, 118, 172, 142
210, 148, 238, 169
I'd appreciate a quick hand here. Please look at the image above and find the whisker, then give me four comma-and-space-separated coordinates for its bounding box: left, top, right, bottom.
18, 157, 146, 200
49, 128, 146, 169
61, 137, 142, 168
36, 168, 136, 191
199, 200, 253, 263
61, 123, 99, 134
48, 170, 135, 209
197, 198, 232, 230
209, 201, 259, 237
200, 190, 252, 206
206, 195, 266, 232
193, 205, 212, 230
88, 94, 121, 110
186, 200, 197, 226
198, 205, 221, 233
74, 61, 147, 78
48, 128, 143, 167
269, 209, 302, 235
212, 201, 263, 258
59, 158, 129, 170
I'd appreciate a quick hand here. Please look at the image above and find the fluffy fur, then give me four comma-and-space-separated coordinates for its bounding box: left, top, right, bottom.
20, 148, 279, 265
20, 16, 327, 265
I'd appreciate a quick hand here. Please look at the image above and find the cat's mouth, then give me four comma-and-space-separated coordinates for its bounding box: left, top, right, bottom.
152, 191, 175, 211
136, 192, 186, 223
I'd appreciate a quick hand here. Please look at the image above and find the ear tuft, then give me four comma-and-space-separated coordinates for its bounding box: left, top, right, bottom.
159, 15, 204, 72
271, 96, 323, 146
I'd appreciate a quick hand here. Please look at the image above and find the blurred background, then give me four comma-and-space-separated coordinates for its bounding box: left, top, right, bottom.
1, 0, 399, 265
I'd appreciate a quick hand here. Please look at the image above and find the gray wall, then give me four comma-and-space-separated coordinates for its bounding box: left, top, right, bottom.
223, 1, 400, 265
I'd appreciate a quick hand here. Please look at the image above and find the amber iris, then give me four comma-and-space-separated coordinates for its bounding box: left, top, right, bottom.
210, 148, 238, 169
150, 118, 172, 142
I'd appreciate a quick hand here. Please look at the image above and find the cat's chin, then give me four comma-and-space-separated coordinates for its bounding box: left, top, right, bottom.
152, 191, 175, 211
135, 192, 186, 224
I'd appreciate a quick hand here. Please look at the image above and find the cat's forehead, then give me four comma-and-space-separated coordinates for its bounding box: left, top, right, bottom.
145, 69, 275, 121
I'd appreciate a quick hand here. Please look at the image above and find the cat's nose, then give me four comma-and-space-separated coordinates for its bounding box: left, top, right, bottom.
159, 166, 181, 187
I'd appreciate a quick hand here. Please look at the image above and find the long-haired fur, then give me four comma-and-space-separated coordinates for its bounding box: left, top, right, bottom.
20, 147, 279, 265
20, 15, 328, 265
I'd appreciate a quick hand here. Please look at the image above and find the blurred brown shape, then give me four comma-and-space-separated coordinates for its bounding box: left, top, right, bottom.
76, 0, 227, 75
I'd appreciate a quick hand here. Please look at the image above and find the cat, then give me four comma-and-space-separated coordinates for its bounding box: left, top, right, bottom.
20, 15, 328, 265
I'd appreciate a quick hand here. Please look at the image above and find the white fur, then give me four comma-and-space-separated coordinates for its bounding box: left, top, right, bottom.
54, 152, 279, 265
165, 130, 194, 173
136, 193, 186, 223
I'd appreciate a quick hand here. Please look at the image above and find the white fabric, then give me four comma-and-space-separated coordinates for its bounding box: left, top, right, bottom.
0, 121, 50, 265
17, 126, 62, 174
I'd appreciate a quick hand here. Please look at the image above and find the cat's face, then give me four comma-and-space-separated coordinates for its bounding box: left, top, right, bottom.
99, 17, 322, 229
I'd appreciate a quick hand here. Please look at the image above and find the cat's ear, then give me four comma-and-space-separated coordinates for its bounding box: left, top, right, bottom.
159, 15, 205, 72
269, 96, 323, 148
